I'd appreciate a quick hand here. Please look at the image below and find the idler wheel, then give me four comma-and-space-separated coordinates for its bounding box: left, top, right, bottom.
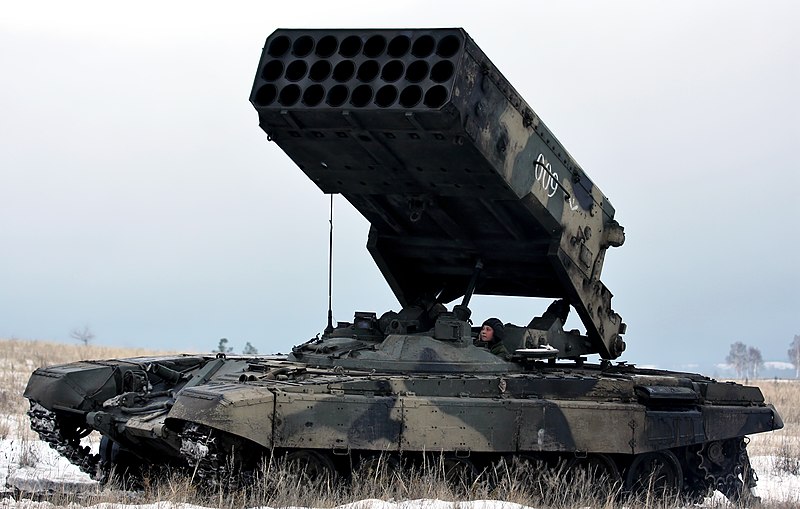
624, 450, 683, 499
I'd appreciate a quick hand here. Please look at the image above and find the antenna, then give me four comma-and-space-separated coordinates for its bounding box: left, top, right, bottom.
324, 194, 335, 334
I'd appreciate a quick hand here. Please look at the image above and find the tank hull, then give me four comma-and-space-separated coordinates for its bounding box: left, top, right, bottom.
24, 350, 781, 499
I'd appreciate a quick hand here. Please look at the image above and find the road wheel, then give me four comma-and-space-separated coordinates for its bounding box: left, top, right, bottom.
284, 450, 337, 485
490, 454, 546, 495
624, 450, 683, 500
566, 453, 621, 497
442, 457, 479, 494
357, 454, 400, 481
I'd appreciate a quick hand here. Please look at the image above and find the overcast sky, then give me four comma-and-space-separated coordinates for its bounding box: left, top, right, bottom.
1, 1, 798, 371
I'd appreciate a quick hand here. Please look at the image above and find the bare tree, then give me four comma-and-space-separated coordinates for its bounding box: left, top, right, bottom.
726, 342, 748, 378
70, 325, 95, 346
747, 346, 763, 379
215, 337, 233, 353
789, 334, 800, 378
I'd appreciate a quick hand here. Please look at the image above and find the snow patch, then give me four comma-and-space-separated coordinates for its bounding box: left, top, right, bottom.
750, 455, 800, 504
764, 361, 794, 370
0, 439, 96, 493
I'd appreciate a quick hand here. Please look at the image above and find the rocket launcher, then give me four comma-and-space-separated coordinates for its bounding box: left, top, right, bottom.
250, 28, 627, 359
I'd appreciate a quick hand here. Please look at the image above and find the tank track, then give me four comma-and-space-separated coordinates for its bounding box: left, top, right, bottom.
27, 403, 100, 478
180, 424, 304, 491
180, 423, 233, 489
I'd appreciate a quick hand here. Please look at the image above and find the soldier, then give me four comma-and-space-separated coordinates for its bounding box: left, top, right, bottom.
475, 318, 510, 359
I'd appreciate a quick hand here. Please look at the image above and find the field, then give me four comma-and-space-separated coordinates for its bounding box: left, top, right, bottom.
1, 337, 798, 509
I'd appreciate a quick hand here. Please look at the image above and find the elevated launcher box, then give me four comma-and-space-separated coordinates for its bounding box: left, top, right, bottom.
250, 28, 627, 359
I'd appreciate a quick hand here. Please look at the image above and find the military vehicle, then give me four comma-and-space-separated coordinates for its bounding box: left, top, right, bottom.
24, 28, 782, 502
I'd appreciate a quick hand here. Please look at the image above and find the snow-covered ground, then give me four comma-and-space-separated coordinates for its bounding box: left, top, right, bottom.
1, 437, 101, 496
2, 495, 538, 509
2, 436, 799, 509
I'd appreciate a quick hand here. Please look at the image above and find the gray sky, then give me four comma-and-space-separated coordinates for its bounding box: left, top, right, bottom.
2, 1, 798, 370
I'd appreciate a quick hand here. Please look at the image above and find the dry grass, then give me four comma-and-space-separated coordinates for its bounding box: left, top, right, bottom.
745, 380, 800, 477
36, 458, 674, 509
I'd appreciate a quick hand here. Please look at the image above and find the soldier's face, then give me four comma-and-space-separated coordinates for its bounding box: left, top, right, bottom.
480, 325, 494, 342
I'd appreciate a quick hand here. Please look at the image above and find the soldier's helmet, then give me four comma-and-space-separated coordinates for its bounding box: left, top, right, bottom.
482, 318, 505, 341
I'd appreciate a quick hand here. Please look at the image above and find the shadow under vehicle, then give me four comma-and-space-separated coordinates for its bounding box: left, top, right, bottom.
24, 28, 782, 502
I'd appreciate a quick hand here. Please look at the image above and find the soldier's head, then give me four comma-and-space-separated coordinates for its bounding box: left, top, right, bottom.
480, 318, 504, 343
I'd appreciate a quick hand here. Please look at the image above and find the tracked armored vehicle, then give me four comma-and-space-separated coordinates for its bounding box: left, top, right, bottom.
24, 28, 782, 501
